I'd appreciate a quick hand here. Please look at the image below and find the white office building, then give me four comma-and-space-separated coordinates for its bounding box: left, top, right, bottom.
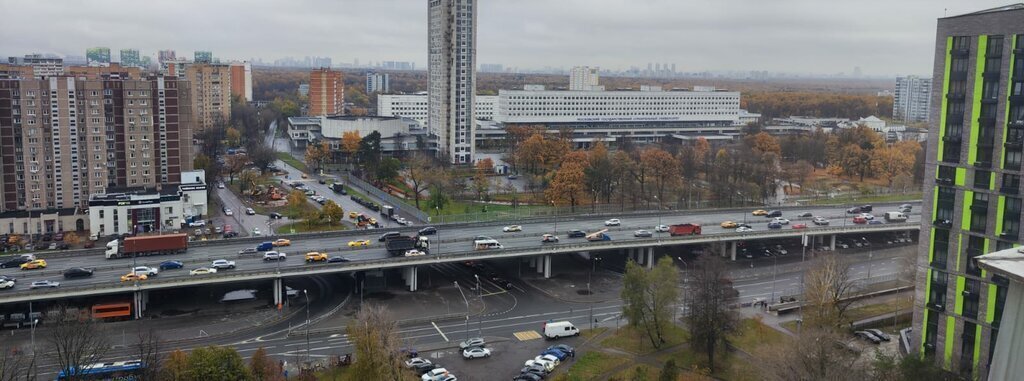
428, 0, 477, 164
366, 72, 390, 93
378, 94, 497, 124
495, 87, 740, 124
893, 75, 932, 123
87, 170, 208, 238
569, 66, 601, 91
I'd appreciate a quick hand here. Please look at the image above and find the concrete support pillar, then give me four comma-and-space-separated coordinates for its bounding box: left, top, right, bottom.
405, 266, 418, 292
133, 290, 148, 320
830, 235, 837, 251
720, 242, 727, 258
537, 256, 545, 274
530, 257, 538, 268
272, 278, 283, 307
730, 242, 737, 261
645, 248, 654, 270
543, 255, 552, 279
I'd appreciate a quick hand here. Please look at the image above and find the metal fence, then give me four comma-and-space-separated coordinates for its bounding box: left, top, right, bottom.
343, 173, 430, 223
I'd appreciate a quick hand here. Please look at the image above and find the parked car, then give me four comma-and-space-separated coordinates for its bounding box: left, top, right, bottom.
245, 208, 256, 215
546, 344, 575, 357
62, 267, 94, 279
421, 368, 451, 381
541, 348, 570, 361
604, 219, 621, 226
855, 330, 883, 344
159, 260, 184, 270
462, 347, 491, 359
404, 357, 432, 368
865, 329, 891, 341
459, 337, 486, 349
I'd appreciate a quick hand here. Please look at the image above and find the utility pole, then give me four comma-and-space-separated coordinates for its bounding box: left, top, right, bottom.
474, 275, 483, 336
455, 281, 470, 341
303, 289, 310, 365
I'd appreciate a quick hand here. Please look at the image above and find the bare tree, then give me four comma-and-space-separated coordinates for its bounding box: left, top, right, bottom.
685, 255, 739, 372
0, 341, 37, 381
803, 254, 858, 329
135, 329, 163, 381
47, 306, 110, 381
755, 327, 866, 381
346, 304, 406, 380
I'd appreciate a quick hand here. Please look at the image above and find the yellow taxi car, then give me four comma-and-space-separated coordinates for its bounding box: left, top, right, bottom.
120, 273, 148, 282
349, 211, 359, 219
20, 259, 47, 270
720, 221, 738, 229
273, 238, 291, 247
348, 239, 371, 248
305, 252, 328, 262
751, 209, 769, 216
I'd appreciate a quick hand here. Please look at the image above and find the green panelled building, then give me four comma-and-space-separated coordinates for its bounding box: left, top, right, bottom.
913, 4, 1024, 379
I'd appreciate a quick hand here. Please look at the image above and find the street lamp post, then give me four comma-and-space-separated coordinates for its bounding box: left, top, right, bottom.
551, 201, 557, 235
454, 281, 470, 341
770, 254, 779, 302
474, 275, 483, 336
303, 289, 310, 364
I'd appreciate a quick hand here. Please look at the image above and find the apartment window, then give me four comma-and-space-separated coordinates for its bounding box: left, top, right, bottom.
974, 170, 991, 189
99, 210, 104, 219
931, 228, 950, 269
959, 321, 977, 377
928, 269, 948, 311
966, 235, 985, 276
1001, 197, 1021, 239
970, 192, 989, 233
963, 279, 981, 320
935, 186, 956, 225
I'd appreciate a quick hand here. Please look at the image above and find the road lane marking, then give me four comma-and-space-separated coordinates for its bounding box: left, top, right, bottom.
432, 321, 449, 342
513, 330, 542, 341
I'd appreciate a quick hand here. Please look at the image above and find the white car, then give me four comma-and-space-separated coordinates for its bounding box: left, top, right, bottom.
189, 267, 218, 276
502, 225, 522, 232
524, 359, 555, 372
404, 249, 426, 257
188, 220, 206, 227
253, 228, 262, 236
604, 219, 621, 226
133, 266, 159, 277
396, 217, 409, 225
421, 368, 450, 381
654, 224, 670, 233
860, 213, 875, 220
771, 217, 790, 225
224, 208, 234, 216
246, 207, 256, 215
536, 354, 560, 366
813, 216, 830, 225
0, 279, 15, 289
263, 251, 287, 261
736, 226, 754, 233
211, 259, 236, 270
462, 347, 491, 359
30, 280, 60, 289
404, 357, 432, 368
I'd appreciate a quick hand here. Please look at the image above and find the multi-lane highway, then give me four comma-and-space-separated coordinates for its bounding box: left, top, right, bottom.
0, 202, 921, 302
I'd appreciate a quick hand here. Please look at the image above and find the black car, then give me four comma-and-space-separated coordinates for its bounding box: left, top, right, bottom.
412, 363, 439, 375
515, 373, 544, 381
766, 210, 782, 218
378, 231, 401, 242
860, 205, 873, 212
62, 267, 94, 279
269, 212, 284, 219
567, 230, 586, 238
318, 179, 326, 184
491, 277, 514, 290
418, 226, 437, 236
223, 231, 239, 238
846, 206, 863, 214
547, 344, 575, 357
328, 256, 350, 263
0, 257, 30, 269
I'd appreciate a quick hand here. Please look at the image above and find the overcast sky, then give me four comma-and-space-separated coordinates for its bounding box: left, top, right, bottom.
0, 0, 1015, 76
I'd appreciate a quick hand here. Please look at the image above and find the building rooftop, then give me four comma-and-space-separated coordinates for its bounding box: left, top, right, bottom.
977, 248, 1024, 285
945, 3, 1024, 18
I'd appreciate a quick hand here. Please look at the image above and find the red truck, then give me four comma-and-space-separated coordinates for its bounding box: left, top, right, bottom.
105, 233, 188, 259
668, 224, 702, 236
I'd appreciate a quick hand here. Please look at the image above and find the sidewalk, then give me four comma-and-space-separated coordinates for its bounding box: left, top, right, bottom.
307, 284, 485, 333
518, 255, 623, 304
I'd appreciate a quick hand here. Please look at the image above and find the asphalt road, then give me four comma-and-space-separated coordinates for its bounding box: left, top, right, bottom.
0, 203, 921, 295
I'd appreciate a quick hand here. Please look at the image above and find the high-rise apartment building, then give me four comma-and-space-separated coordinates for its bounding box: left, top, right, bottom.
119, 49, 142, 68
86, 47, 111, 66
428, 0, 477, 164
194, 51, 214, 64
309, 68, 344, 117
183, 63, 233, 132
894, 75, 933, 123
912, 5, 1023, 379
158, 50, 176, 65
7, 54, 64, 78
0, 75, 194, 212
366, 72, 390, 94
229, 62, 253, 102
569, 66, 601, 91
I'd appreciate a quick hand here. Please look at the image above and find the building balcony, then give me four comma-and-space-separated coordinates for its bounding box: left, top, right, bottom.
977, 140, 995, 148
974, 161, 992, 169
1011, 120, 1024, 128
983, 71, 1002, 80
979, 116, 997, 126
1001, 184, 1020, 195
949, 71, 969, 81
970, 203, 989, 212
936, 177, 955, 185
1000, 230, 1020, 240
1005, 139, 1024, 149
1015, 47, 1024, 55
933, 219, 953, 228
946, 93, 966, 101
1010, 94, 1024, 104
927, 301, 946, 312
942, 135, 963, 143
951, 48, 970, 57
930, 259, 948, 269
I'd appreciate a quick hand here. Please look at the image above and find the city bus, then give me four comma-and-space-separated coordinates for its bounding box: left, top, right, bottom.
56, 360, 144, 380
91, 302, 132, 320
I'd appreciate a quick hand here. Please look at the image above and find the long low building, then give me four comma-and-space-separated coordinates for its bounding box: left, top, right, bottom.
87, 170, 208, 239
286, 115, 436, 154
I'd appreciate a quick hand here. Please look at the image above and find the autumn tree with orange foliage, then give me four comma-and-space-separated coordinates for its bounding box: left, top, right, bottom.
341, 131, 361, 163
640, 147, 680, 207
545, 151, 588, 212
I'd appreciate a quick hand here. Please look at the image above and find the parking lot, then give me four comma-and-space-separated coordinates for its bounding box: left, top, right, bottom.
411, 334, 586, 381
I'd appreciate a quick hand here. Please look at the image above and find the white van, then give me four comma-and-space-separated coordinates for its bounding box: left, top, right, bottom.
543, 321, 579, 339
473, 239, 503, 250
884, 211, 907, 222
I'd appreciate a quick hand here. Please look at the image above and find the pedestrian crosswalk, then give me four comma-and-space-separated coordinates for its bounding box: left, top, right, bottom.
513, 330, 542, 341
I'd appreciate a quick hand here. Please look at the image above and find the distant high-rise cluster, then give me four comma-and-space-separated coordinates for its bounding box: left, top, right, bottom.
119, 49, 142, 68
429, 0, 477, 164
309, 68, 345, 116
569, 66, 601, 91
86, 47, 111, 66
365, 72, 390, 94
893, 75, 932, 123
194, 51, 214, 64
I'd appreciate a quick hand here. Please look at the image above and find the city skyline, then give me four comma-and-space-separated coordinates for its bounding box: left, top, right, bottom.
0, 0, 1016, 77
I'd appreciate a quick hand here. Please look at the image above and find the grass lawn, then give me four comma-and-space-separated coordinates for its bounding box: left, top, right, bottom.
780, 320, 800, 334
580, 327, 608, 340
278, 221, 347, 234
611, 363, 659, 381
843, 297, 914, 324
600, 325, 689, 355
315, 366, 354, 380
553, 351, 630, 381
727, 318, 789, 354
277, 152, 309, 174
